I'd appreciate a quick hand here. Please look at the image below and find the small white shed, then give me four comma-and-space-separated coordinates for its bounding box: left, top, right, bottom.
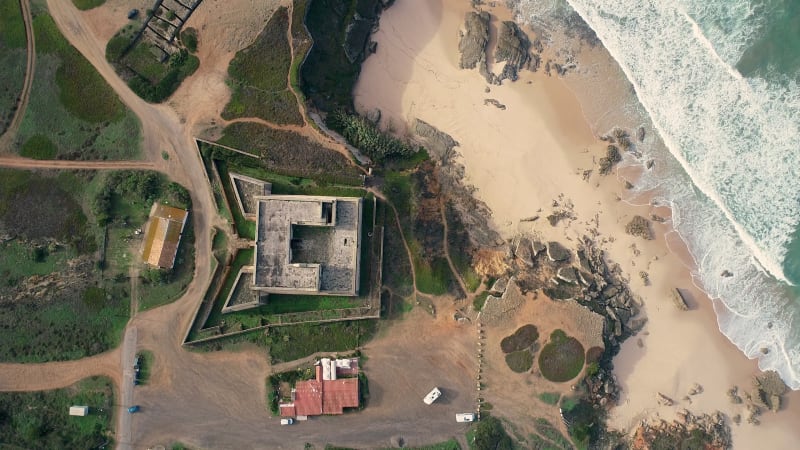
69, 406, 89, 416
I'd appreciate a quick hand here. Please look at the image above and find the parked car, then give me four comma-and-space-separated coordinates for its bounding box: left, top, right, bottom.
456, 413, 476, 422
280, 418, 293, 425
127, 405, 140, 413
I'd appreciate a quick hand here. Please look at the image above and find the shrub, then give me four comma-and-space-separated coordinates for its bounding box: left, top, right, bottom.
472, 416, 513, 450
538, 329, 586, 382
537, 392, 560, 405
327, 110, 415, 161
505, 350, 534, 373
500, 324, 539, 353
181, 28, 198, 53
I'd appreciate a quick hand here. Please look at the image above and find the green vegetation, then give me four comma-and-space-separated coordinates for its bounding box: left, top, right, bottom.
470, 416, 513, 450
17, 9, 141, 160
136, 350, 154, 384
505, 350, 534, 373
72, 0, 106, 10
534, 418, 574, 450
0, 377, 114, 449
268, 320, 377, 363
106, 23, 199, 103
472, 291, 490, 311
327, 110, 415, 161
537, 392, 561, 405
538, 329, 586, 382
301, 0, 382, 111
217, 122, 363, 185
414, 255, 452, 296
559, 398, 597, 449
222, 7, 302, 125
0, 0, 26, 135
500, 324, 539, 353
181, 28, 198, 53
20, 134, 58, 159
0, 169, 191, 362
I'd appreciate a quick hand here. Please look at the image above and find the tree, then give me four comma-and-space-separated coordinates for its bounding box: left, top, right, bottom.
473, 416, 513, 450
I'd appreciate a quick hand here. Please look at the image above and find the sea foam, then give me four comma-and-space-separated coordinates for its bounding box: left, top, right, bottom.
513, 0, 800, 387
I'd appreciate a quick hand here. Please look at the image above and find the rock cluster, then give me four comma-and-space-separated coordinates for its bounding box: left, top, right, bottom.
598, 145, 622, 175
625, 215, 653, 240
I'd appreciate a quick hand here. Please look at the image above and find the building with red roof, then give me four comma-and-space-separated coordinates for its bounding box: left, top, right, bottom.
279, 358, 360, 418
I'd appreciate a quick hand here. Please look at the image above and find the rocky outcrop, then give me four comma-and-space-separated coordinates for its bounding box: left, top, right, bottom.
413, 118, 459, 161
752, 370, 787, 413
495, 21, 530, 82
546, 241, 571, 262
480, 278, 525, 326
632, 412, 731, 450
514, 237, 534, 267
459, 11, 491, 83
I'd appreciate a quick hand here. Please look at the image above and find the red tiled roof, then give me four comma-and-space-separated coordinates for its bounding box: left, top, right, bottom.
321, 378, 359, 414
279, 403, 296, 417
293, 380, 323, 416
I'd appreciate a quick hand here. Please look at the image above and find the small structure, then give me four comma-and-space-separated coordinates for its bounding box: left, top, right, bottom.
423, 387, 442, 405
69, 406, 89, 417
456, 413, 476, 423
141, 203, 189, 269
279, 358, 360, 418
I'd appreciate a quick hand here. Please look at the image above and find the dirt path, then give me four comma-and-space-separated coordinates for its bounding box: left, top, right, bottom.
0, 156, 157, 170
0, 0, 35, 153
440, 196, 470, 297
0, 349, 121, 392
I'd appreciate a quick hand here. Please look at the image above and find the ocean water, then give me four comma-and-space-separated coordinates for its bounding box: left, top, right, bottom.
512, 0, 800, 388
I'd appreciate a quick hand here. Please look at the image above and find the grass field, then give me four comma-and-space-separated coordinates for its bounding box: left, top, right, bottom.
538, 329, 586, 383
268, 320, 377, 363
72, 0, 106, 10
0, 0, 26, 135
0, 376, 114, 449
217, 122, 362, 185
222, 7, 302, 125
16, 9, 141, 160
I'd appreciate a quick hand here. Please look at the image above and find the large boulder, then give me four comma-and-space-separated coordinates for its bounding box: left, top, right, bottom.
546, 241, 571, 262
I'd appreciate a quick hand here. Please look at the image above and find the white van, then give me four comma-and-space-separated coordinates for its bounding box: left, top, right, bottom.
423, 387, 442, 405
456, 413, 476, 423
280, 418, 294, 425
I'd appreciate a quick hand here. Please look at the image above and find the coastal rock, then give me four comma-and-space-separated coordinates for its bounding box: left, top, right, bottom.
656, 392, 674, 406
598, 145, 622, 175
637, 126, 646, 142
412, 118, 459, 162
531, 240, 546, 256
671, 288, 690, 311
625, 215, 653, 240
495, 21, 531, 83
721, 269, 733, 277
727, 386, 743, 404
366, 108, 381, 124
483, 98, 506, 110
458, 11, 493, 84
557, 267, 578, 284
344, 13, 378, 63
688, 383, 703, 396
489, 277, 508, 296
546, 241, 571, 262
752, 370, 787, 413
515, 238, 534, 267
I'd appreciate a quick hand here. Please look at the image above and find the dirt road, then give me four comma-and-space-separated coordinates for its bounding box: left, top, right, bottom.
0, 156, 157, 171
0, 0, 35, 153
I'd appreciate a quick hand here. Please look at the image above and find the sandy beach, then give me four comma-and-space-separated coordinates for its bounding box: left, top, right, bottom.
354, 0, 800, 446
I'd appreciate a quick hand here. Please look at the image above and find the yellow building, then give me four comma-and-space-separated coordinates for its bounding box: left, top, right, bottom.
141, 203, 189, 269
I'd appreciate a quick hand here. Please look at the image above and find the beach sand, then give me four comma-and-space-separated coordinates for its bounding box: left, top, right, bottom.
354, 0, 800, 446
